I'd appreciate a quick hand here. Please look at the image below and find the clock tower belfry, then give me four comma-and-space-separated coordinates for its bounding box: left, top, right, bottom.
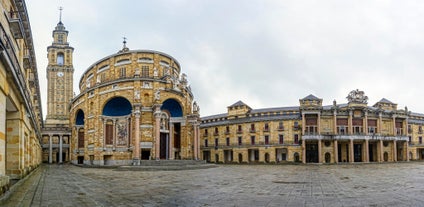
45, 10, 74, 127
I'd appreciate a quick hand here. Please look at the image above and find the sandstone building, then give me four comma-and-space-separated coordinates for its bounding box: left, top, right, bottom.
200, 90, 424, 164
0, 0, 43, 193
69, 43, 200, 165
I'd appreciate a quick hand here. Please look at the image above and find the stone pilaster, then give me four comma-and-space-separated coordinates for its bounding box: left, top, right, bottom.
133, 104, 141, 165
49, 134, 53, 164
59, 135, 63, 163
334, 140, 338, 163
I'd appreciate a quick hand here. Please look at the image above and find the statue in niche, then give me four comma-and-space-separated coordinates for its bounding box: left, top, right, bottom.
135, 90, 140, 100
86, 79, 91, 88
153, 67, 158, 77
96, 76, 101, 84
154, 89, 160, 101
164, 67, 170, 76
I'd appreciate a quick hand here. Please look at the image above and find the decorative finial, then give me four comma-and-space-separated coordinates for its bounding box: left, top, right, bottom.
118, 36, 129, 53
59, 6, 63, 22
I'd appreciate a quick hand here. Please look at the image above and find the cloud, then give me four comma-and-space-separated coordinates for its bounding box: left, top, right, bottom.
26, 0, 424, 118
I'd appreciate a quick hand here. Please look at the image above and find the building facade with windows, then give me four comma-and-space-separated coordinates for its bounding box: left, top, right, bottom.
200, 90, 424, 164
0, 0, 43, 193
69, 43, 201, 165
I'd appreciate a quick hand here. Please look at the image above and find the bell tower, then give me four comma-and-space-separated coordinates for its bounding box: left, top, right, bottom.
45, 7, 74, 127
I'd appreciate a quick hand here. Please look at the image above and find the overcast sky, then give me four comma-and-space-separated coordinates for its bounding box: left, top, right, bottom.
26, 0, 424, 117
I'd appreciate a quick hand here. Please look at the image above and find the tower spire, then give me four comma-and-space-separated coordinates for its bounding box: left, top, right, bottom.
59, 6, 63, 22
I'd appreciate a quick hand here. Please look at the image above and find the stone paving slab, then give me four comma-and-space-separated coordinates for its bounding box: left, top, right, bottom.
1, 162, 424, 206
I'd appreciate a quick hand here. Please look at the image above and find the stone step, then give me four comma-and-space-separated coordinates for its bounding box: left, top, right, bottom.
138, 160, 206, 166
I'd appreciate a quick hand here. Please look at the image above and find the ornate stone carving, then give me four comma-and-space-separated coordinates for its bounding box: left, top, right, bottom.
347, 89, 368, 104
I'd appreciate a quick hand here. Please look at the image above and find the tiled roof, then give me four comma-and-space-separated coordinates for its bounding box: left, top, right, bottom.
301, 94, 321, 100
377, 98, 394, 104
229, 100, 248, 107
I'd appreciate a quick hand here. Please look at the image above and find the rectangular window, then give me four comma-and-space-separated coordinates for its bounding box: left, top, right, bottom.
141, 66, 149, 77
215, 138, 219, 147
226, 137, 230, 146
264, 135, 269, 145
294, 134, 299, 144
294, 122, 299, 130
237, 125, 242, 133
278, 121, 284, 130
251, 136, 255, 145
105, 123, 113, 145
250, 124, 255, 132
238, 137, 242, 146
264, 123, 269, 131
420, 137, 422, 144
204, 139, 208, 147
204, 129, 208, 136
120, 67, 126, 78
78, 130, 84, 148
279, 135, 284, 144
225, 126, 230, 134
214, 127, 219, 135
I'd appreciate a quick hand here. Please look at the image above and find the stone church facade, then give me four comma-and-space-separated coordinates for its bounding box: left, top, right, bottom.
69, 44, 201, 165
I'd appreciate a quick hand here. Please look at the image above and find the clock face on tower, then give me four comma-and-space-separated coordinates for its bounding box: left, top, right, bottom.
57, 72, 64, 77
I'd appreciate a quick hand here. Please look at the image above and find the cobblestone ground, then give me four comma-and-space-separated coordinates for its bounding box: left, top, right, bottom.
1, 162, 424, 207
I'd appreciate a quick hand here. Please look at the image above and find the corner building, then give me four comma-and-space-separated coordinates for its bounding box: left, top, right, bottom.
200, 90, 424, 164
0, 0, 43, 192
70, 45, 200, 165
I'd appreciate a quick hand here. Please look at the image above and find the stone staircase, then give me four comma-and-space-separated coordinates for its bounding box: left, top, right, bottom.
117, 160, 215, 171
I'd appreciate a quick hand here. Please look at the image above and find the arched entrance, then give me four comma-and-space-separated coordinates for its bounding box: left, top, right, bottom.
238, 153, 243, 163
384, 152, 389, 162
265, 153, 270, 163
215, 154, 219, 163
160, 99, 183, 160
325, 152, 331, 163
294, 152, 300, 162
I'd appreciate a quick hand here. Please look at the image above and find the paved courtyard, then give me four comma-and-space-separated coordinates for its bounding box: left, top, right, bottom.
1, 162, 424, 207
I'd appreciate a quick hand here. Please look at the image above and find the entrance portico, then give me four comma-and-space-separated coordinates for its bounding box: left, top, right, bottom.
302, 135, 409, 164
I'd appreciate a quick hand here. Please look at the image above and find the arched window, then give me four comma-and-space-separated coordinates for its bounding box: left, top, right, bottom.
57, 53, 64, 65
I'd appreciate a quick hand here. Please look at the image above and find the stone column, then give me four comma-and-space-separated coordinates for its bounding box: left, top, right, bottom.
405, 141, 409, 161
365, 139, 369, 162
378, 112, 382, 134
317, 113, 321, 135
333, 110, 337, 134
334, 140, 338, 163
393, 140, 397, 162
348, 110, 353, 135
133, 105, 141, 165
193, 122, 199, 160
103, 119, 107, 147
302, 139, 306, 164
49, 134, 53, 164
318, 139, 322, 163
113, 119, 116, 149
392, 116, 396, 135
301, 113, 305, 135
349, 139, 354, 163
379, 139, 384, 162
364, 111, 368, 135
59, 135, 63, 163
169, 122, 174, 160
153, 105, 162, 160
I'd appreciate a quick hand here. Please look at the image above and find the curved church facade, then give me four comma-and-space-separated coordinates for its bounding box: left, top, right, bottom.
200, 90, 424, 164
69, 45, 201, 165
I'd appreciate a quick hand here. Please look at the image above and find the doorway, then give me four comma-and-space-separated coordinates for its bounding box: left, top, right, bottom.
141, 150, 151, 160
306, 143, 318, 163
160, 133, 168, 159
354, 144, 362, 162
